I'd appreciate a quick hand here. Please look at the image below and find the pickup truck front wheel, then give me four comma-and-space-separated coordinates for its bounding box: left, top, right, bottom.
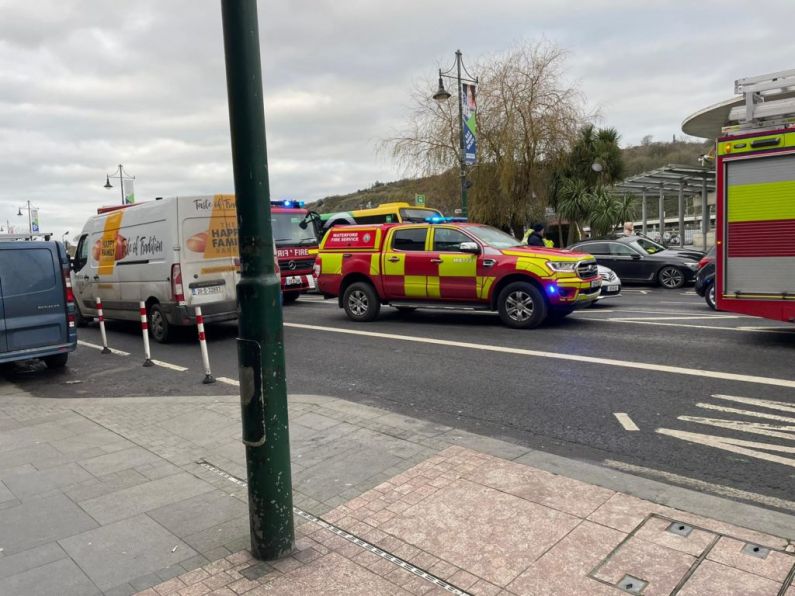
343, 282, 381, 322
497, 282, 547, 329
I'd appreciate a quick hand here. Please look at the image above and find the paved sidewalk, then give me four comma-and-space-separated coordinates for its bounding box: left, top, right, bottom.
0, 382, 794, 595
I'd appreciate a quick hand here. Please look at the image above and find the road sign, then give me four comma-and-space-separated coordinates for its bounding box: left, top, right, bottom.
415, 194, 426, 207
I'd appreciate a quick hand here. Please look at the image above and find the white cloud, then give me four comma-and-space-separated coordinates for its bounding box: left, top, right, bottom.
0, 0, 793, 236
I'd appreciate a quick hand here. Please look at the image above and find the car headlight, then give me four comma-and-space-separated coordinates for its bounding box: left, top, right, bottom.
684, 262, 699, 270
546, 261, 577, 272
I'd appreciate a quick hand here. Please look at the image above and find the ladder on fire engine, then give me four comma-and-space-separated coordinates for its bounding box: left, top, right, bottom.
725, 69, 795, 134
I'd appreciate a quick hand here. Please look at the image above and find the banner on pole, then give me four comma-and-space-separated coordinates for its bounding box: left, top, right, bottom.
30, 208, 40, 232
123, 179, 136, 204
461, 83, 477, 165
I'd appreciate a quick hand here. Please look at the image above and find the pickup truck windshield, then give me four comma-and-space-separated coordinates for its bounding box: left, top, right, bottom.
272, 213, 316, 246
466, 225, 523, 249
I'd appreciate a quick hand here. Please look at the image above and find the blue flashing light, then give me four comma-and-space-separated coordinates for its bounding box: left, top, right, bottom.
547, 284, 558, 295
271, 199, 306, 209
424, 216, 469, 224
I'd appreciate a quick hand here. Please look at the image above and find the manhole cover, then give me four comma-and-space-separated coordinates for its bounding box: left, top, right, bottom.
742, 543, 770, 559
617, 574, 648, 594
666, 522, 693, 537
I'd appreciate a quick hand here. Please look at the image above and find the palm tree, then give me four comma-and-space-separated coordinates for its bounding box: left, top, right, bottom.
557, 177, 592, 244
588, 189, 638, 237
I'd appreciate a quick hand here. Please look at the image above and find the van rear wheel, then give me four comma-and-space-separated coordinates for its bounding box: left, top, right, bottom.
342, 282, 380, 322
43, 353, 68, 369
148, 303, 172, 343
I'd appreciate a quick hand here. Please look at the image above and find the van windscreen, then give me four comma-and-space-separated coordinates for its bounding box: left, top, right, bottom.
273, 213, 315, 246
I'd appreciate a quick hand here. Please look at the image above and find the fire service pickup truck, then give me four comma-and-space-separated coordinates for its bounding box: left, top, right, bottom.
314, 220, 600, 328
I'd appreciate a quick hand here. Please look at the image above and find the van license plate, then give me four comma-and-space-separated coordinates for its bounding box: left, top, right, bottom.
192, 285, 223, 296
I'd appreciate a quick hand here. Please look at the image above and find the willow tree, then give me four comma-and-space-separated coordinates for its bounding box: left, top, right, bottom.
386, 42, 585, 235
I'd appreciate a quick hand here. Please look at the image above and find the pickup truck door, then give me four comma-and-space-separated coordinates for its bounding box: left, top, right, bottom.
430, 227, 479, 301
381, 227, 434, 299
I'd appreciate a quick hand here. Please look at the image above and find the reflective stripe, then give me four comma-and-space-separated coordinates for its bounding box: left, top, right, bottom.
369, 253, 381, 276
438, 254, 476, 277
404, 275, 427, 298
383, 253, 405, 276
728, 181, 795, 222
320, 253, 343, 275
477, 276, 496, 300
427, 276, 441, 298
515, 257, 551, 277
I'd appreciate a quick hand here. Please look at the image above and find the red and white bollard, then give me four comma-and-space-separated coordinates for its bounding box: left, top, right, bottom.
195, 306, 215, 384
139, 301, 154, 367
95, 296, 111, 354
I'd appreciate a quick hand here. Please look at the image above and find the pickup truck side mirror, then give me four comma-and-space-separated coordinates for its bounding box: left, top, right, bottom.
459, 242, 481, 254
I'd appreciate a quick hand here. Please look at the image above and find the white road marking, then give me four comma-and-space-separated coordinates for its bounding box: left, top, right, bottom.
656, 428, 795, 468
608, 315, 740, 321
712, 394, 795, 414
150, 359, 188, 372
283, 322, 795, 388
77, 340, 130, 356
621, 289, 651, 294
600, 320, 792, 334
614, 413, 639, 431
603, 459, 795, 512
678, 416, 795, 441
696, 403, 795, 424
217, 377, 240, 386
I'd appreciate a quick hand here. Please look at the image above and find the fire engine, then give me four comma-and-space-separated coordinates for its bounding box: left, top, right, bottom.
684, 69, 795, 323
270, 200, 319, 304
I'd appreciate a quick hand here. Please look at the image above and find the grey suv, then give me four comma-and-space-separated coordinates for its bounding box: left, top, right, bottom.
0, 241, 77, 367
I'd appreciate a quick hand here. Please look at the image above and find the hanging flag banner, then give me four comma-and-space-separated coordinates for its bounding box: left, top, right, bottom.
30, 208, 40, 232
123, 178, 136, 204
461, 83, 477, 165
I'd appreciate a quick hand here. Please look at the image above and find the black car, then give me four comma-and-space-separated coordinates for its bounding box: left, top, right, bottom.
694, 246, 716, 309
569, 237, 701, 289
603, 234, 706, 261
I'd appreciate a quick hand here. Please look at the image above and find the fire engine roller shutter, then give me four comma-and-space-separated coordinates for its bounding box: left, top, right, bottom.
725, 153, 795, 295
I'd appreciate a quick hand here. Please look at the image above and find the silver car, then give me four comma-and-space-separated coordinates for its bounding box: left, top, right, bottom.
596, 265, 621, 302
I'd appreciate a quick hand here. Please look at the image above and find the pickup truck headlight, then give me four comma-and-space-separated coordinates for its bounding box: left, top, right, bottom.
546, 261, 577, 272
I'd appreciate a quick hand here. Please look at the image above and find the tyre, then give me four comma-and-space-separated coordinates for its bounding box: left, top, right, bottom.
43, 353, 68, 369
705, 282, 716, 310
658, 266, 685, 289
497, 281, 547, 329
282, 292, 300, 305
74, 303, 90, 328
342, 282, 381, 322
148, 303, 172, 343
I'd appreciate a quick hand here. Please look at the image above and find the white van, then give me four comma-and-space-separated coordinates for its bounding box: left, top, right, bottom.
71, 195, 240, 342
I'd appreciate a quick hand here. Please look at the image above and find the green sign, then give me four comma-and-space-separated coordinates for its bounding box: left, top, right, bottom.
415, 194, 426, 207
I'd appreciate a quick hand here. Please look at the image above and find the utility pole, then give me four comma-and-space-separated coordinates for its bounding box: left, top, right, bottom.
221, 0, 294, 560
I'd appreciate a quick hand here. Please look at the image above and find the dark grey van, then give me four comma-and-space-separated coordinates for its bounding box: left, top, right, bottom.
0, 241, 77, 368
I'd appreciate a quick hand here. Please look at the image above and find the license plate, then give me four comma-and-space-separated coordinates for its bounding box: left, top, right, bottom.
607, 284, 619, 292
286, 276, 303, 286
192, 285, 223, 296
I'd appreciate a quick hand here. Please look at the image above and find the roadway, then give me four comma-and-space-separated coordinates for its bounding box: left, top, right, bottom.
4, 287, 795, 514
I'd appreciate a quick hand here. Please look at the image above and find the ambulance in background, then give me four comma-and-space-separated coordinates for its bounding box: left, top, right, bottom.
683, 69, 795, 324
71, 195, 241, 343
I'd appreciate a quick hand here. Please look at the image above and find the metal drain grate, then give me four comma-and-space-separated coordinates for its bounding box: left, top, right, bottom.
196, 459, 472, 596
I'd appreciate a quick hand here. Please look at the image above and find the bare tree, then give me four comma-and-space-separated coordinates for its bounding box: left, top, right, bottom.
386, 41, 586, 235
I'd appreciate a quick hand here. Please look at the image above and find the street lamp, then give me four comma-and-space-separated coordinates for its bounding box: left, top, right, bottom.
104, 164, 135, 205
17, 200, 36, 240
432, 50, 478, 218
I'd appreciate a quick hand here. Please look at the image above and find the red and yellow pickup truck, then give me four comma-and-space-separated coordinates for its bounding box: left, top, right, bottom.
314, 221, 600, 328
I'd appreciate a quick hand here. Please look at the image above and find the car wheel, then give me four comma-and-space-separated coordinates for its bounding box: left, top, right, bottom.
342, 282, 381, 322
658, 266, 685, 289
282, 292, 300, 305
43, 353, 68, 369
497, 282, 547, 329
706, 282, 717, 310
148, 303, 172, 343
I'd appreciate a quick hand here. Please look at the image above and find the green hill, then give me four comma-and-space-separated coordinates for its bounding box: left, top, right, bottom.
307, 137, 712, 215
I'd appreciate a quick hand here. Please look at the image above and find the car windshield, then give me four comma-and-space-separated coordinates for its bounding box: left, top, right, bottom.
399, 208, 443, 223
634, 237, 666, 254
466, 225, 523, 249
272, 212, 316, 246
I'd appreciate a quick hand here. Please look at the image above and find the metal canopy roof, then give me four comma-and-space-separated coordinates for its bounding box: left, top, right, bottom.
612, 164, 715, 197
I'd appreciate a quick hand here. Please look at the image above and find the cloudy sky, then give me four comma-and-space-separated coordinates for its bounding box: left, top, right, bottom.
1, 0, 793, 237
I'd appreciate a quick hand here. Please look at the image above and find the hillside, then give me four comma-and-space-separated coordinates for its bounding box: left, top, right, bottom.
307, 138, 713, 215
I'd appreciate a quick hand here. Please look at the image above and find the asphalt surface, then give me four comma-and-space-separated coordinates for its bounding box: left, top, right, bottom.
3, 286, 795, 513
